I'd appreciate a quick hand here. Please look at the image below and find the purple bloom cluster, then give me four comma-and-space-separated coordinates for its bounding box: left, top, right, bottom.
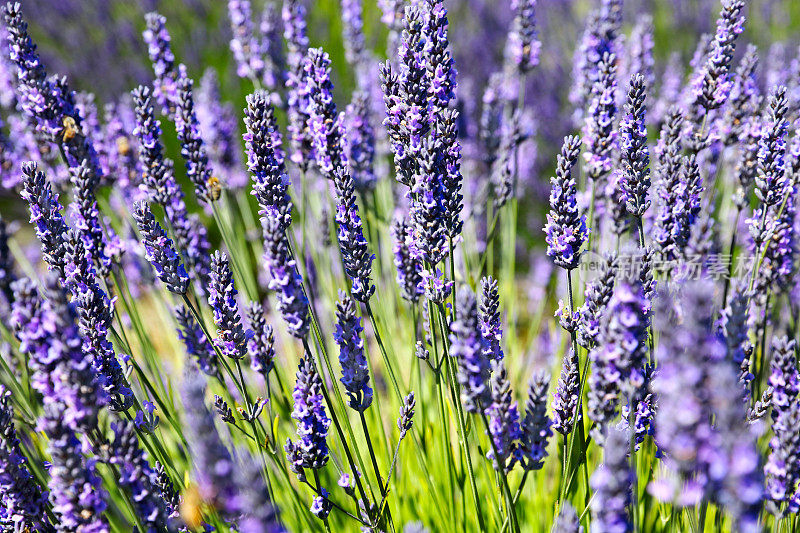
588, 281, 649, 443
577, 254, 617, 349
544, 135, 587, 270
333, 168, 375, 302
283, 0, 313, 171
0, 386, 50, 531
691, 0, 746, 114
20, 161, 69, 277
590, 426, 633, 533
486, 361, 522, 472
504, 0, 540, 74
246, 301, 276, 381
286, 357, 331, 474
209, 251, 250, 360
520, 371, 551, 471
262, 211, 310, 338
551, 348, 581, 436
391, 218, 424, 303
450, 287, 491, 413
143, 12, 177, 116
479, 276, 503, 361
175, 67, 217, 203
343, 91, 377, 192
227, 0, 267, 83
619, 73, 651, 218
334, 292, 372, 412
244, 90, 293, 229
175, 305, 219, 376
132, 201, 189, 295
766, 336, 800, 506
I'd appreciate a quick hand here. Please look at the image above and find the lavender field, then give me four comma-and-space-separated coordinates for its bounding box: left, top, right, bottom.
0, 0, 799, 531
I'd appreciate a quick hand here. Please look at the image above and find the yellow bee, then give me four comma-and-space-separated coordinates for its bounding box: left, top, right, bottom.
207, 176, 222, 201
61, 116, 79, 142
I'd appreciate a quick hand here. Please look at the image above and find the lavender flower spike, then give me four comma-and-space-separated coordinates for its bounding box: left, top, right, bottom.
754, 86, 789, 209
486, 361, 522, 472
41, 403, 109, 532
504, 0, 540, 74
0, 387, 50, 531
479, 276, 503, 361
244, 90, 293, 229
590, 426, 633, 533
551, 348, 581, 435
303, 47, 345, 180
343, 92, 377, 192
333, 168, 375, 302
285, 357, 331, 475
20, 161, 69, 277
520, 371, 552, 471
545, 135, 587, 270
334, 291, 372, 412
143, 12, 178, 116
227, 0, 264, 82
175, 305, 218, 376
131, 85, 173, 206
246, 301, 276, 381
132, 201, 189, 295
391, 218, 423, 303
175, 67, 217, 203
262, 210, 310, 338
450, 287, 491, 413
620, 73, 651, 218
209, 250, 250, 360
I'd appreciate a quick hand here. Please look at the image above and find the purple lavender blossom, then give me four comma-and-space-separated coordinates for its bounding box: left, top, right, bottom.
720, 45, 760, 146
244, 90, 293, 229
623, 16, 654, 93
519, 371, 551, 471
0, 386, 50, 531
175, 305, 218, 376
69, 159, 110, 277
143, 12, 177, 116
479, 276, 503, 361
340, 0, 366, 70
131, 85, 173, 206
577, 254, 617, 349
303, 48, 344, 180
333, 168, 375, 302
691, 0, 746, 114
209, 251, 250, 360
486, 361, 521, 472
227, 0, 265, 82
19, 162, 69, 276
175, 67, 217, 203
504, 0, 540, 74
588, 281, 649, 443
424, 0, 457, 114
109, 421, 172, 531
181, 366, 240, 518
132, 201, 189, 295
197, 69, 247, 190
334, 291, 372, 412
450, 287, 491, 413
41, 403, 108, 532
0, 216, 15, 319
343, 91, 377, 192
551, 348, 581, 435
766, 336, 800, 505
283, 0, 313, 171
553, 502, 583, 533
754, 86, 789, 209
286, 357, 331, 474
619, 74, 651, 219
582, 54, 617, 185
391, 218, 424, 303
398, 392, 416, 439
261, 210, 310, 338
246, 301, 276, 381
590, 426, 632, 533
544, 135, 587, 270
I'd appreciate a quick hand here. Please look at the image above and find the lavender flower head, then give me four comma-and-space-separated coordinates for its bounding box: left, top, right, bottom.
333, 168, 375, 302
504, 0, 540, 74
619, 73, 651, 218
227, 0, 265, 82
20, 161, 69, 277
132, 201, 189, 295
691, 0, 746, 114
244, 89, 293, 229
334, 291, 372, 412
551, 348, 581, 435
392, 218, 424, 303
588, 281, 649, 443
303, 48, 344, 179
754, 86, 788, 209
0, 386, 50, 531
486, 361, 522, 472
246, 301, 276, 379
261, 210, 310, 338
175, 67, 217, 203
175, 305, 218, 376
143, 12, 177, 115
286, 357, 331, 474
479, 276, 503, 361
590, 426, 633, 533
450, 287, 491, 413
520, 371, 552, 471
208, 250, 250, 360
545, 135, 587, 270
581, 53, 617, 184
343, 91, 377, 192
